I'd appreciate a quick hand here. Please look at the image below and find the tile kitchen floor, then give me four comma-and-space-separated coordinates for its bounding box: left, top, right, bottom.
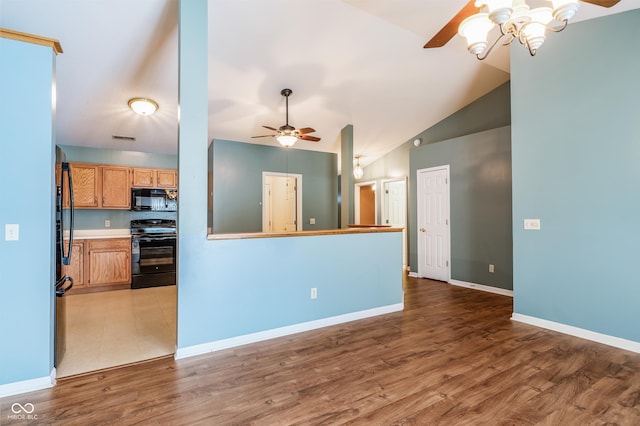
57, 285, 176, 378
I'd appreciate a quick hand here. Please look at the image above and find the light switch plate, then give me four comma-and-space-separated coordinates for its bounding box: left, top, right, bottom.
524, 219, 541, 230
5, 224, 19, 241
309, 218, 316, 225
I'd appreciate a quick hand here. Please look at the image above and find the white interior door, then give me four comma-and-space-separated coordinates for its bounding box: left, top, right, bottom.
263, 173, 302, 232
417, 166, 450, 281
383, 179, 407, 269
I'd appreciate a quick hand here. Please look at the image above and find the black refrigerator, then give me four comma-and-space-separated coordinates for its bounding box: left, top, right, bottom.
55, 159, 74, 367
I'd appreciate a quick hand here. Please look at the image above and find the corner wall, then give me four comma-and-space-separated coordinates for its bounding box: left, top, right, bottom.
511, 10, 640, 342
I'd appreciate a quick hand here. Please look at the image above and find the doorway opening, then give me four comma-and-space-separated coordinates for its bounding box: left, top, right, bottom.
354, 181, 377, 225
263, 172, 302, 232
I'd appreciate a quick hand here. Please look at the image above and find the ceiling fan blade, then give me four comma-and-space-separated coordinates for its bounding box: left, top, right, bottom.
423, 0, 480, 48
251, 135, 274, 138
262, 125, 278, 131
298, 127, 316, 135
300, 135, 321, 142
580, 0, 620, 7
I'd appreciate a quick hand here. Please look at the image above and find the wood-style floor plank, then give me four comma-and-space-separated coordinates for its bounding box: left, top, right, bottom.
2, 277, 640, 425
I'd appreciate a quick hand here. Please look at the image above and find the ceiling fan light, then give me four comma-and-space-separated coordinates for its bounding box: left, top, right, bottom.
128, 97, 158, 116
476, 0, 513, 24
459, 13, 494, 56
550, 0, 579, 22
276, 134, 298, 147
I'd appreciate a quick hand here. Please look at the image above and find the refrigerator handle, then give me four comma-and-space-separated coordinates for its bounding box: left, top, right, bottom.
61, 162, 74, 265
55, 276, 74, 296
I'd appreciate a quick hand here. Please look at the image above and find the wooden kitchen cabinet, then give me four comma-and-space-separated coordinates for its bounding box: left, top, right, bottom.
132, 167, 177, 189
156, 169, 177, 189
101, 166, 130, 209
87, 238, 131, 287
69, 163, 100, 208
131, 168, 155, 188
61, 240, 85, 292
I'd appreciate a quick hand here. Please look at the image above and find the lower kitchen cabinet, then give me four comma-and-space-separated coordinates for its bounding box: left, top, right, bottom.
62, 237, 131, 292
87, 238, 131, 287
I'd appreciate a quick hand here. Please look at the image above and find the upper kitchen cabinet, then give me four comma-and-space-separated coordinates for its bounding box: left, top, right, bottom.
131, 168, 155, 188
69, 163, 100, 208
67, 163, 130, 209
132, 167, 177, 190
101, 166, 130, 209
156, 169, 177, 189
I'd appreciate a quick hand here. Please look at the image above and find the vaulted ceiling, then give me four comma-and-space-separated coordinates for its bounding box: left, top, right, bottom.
2, 0, 637, 167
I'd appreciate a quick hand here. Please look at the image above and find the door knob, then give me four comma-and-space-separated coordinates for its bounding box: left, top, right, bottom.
420, 227, 426, 232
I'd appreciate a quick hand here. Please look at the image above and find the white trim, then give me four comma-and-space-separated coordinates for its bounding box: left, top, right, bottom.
354, 180, 378, 225
408, 271, 418, 278
511, 313, 640, 354
175, 303, 404, 360
449, 279, 513, 297
0, 372, 54, 398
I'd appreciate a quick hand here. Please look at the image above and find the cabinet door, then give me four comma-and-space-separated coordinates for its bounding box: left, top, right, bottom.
102, 166, 130, 209
132, 168, 155, 188
61, 240, 85, 291
87, 238, 131, 286
70, 163, 99, 208
156, 169, 177, 189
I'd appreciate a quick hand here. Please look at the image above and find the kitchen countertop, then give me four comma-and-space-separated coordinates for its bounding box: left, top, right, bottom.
65, 229, 131, 239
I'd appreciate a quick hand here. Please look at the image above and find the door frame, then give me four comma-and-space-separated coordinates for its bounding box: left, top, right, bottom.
262, 171, 303, 232
381, 177, 408, 270
354, 180, 378, 225
416, 165, 451, 281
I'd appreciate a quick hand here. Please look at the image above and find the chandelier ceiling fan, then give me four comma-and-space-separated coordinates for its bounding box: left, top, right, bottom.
251, 88, 321, 148
423, 0, 620, 60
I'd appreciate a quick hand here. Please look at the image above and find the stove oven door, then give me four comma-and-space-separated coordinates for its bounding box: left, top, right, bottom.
131, 235, 176, 288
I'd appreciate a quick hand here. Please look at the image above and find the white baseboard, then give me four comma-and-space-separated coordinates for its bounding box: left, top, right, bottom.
176, 303, 404, 360
0, 373, 54, 398
511, 313, 640, 354
449, 279, 513, 297
408, 272, 418, 278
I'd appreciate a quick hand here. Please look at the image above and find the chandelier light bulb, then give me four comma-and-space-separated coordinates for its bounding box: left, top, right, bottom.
459, 13, 494, 56
550, 0, 579, 22
477, 0, 513, 24
276, 134, 298, 147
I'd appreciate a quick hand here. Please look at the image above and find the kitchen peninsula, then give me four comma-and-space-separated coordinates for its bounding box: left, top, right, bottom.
177, 226, 404, 359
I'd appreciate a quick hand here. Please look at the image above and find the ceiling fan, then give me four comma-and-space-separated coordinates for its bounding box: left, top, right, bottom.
423, 0, 620, 59
252, 88, 321, 148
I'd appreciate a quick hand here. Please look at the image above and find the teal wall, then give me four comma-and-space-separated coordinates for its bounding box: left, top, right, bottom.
0, 38, 56, 387
210, 139, 338, 233
410, 126, 512, 290
512, 10, 640, 341
363, 82, 512, 289
177, 0, 401, 352
58, 145, 177, 229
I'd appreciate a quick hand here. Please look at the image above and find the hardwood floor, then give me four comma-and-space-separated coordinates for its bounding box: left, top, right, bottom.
2, 277, 640, 424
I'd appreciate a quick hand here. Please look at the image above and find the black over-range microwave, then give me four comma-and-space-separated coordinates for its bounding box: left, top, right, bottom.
131, 188, 178, 211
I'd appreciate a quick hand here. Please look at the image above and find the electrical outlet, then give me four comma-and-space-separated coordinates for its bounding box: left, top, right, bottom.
524, 219, 541, 230
105, 219, 111, 228
489, 264, 495, 273
311, 287, 317, 299
309, 218, 316, 225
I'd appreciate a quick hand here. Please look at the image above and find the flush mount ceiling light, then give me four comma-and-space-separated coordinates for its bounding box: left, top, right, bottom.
128, 97, 158, 116
353, 155, 364, 179
424, 0, 620, 60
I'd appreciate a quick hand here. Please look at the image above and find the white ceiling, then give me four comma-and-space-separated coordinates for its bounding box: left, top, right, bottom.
2, 0, 638, 167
